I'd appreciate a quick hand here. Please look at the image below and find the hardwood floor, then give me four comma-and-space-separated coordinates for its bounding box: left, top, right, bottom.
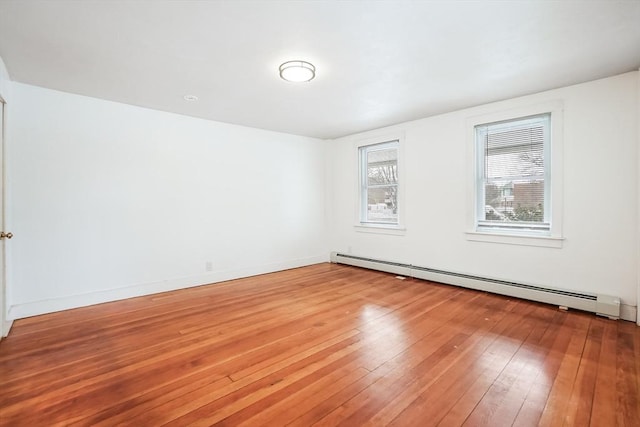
0, 263, 638, 426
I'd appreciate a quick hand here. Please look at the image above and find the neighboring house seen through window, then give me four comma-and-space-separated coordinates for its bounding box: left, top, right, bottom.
475, 114, 551, 234
359, 140, 399, 225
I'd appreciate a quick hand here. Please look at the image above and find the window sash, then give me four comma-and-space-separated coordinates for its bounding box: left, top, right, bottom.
476, 114, 551, 233
360, 140, 399, 225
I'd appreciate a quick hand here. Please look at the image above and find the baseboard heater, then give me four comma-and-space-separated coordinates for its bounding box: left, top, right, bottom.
330, 252, 620, 320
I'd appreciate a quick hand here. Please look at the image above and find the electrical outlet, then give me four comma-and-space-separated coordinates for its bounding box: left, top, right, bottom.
205, 261, 213, 272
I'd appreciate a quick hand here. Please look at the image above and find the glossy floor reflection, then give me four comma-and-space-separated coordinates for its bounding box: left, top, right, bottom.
0, 263, 638, 426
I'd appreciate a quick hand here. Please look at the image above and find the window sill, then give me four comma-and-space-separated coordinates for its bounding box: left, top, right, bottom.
355, 224, 406, 235
465, 231, 564, 248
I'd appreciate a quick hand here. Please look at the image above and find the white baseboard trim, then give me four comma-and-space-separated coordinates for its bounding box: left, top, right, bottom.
2, 319, 13, 337
8, 254, 329, 320
620, 304, 637, 323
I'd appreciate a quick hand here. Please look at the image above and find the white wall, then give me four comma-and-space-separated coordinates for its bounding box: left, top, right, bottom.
7, 82, 328, 318
329, 72, 639, 320
4, 70, 639, 322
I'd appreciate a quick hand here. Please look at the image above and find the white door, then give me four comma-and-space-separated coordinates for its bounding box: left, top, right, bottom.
0, 99, 10, 339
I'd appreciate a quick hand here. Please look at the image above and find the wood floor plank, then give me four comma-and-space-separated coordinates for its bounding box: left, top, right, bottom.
589, 321, 618, 426
0, 263, 638, 427
149, 330, 366, 425
336, 294, 520, 426
434, 302, 545, 426
160, 287, 481, 425
0, 272, 372, 397
563, 319, 603, 426
387, 302, 556, 427
82, 328, 361, 426
536, 312, 592, 427
4, 293, 379, 421
378, 298, 521, 425
511, 311, 575, 427
305, 293, 494, 426
236, 365, 372, 426
460, 305, 560, 426
615, 322, 640, 426
0, 268, 343, 385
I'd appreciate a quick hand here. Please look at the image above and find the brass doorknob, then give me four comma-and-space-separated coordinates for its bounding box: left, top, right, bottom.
0, 232, 12, 239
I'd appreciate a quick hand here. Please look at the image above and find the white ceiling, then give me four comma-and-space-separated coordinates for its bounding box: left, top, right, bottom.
0, 1, 639, 139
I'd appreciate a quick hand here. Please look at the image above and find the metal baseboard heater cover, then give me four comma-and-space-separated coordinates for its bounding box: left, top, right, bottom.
331, 252, 620, 320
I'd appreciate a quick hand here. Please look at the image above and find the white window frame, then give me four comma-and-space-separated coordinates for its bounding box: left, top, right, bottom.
466, 101, 564, 248
355, 133, 405, 234
476, 113, 551, 233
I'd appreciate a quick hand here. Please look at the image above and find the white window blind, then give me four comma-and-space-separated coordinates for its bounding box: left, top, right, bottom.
476, 114, 550, 233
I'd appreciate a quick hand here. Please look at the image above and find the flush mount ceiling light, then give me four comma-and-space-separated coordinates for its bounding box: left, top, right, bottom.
279, 60, 316, 83
183, 95, 198, 101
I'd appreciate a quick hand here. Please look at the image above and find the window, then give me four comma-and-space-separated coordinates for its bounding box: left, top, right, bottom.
475, 114, 550, 234
359, 140, 399, 225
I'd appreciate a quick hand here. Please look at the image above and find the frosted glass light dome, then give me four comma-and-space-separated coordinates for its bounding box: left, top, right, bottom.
279, 60, 315, 82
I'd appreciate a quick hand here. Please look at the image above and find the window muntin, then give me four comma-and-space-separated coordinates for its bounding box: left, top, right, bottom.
359, 140, 399, 225
476, 114, 550, 234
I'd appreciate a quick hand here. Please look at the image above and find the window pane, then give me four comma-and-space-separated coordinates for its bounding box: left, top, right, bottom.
367, 148, 398, 186
484, 179, 544, 223
366, 186, 397, 222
